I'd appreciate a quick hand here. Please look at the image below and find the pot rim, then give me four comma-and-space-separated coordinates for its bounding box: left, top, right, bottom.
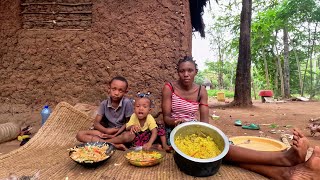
170, 121, 230, 163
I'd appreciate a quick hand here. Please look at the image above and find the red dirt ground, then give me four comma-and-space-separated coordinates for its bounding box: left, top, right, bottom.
0, 99, 320, 155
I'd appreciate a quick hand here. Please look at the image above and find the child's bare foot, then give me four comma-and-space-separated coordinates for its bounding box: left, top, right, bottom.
287, 146, 320, 180
283, 129, 309, 166
163, 144, 173, 153
113, 143, 127, 151
151, 144, 163, 151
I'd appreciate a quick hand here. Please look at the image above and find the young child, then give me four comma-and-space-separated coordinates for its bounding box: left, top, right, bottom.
105, 96, 168, 151
137, 92, 171, 151
76, 76, 134, 150
156, 119, 172, 152
126, 97, 158, 150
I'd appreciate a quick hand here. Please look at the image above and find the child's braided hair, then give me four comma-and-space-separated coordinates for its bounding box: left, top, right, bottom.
135, 92, 154, 108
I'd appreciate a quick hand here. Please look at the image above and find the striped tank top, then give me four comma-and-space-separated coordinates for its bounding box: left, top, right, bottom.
166, 82, 201, 122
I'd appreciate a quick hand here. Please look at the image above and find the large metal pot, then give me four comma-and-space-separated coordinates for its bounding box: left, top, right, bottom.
170, 122, 229, 177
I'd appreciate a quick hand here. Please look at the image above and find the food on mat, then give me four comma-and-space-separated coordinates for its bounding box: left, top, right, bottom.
125, 150, 163, 166
69, 144, 109, 163
175, 133, 221, 159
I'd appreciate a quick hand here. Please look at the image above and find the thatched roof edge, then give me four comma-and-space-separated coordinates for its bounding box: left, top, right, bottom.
189, 0, 211, 38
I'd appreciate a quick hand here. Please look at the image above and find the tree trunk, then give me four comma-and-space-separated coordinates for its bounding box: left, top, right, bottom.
302, 22, 312, 96
262, 48, 270, 89
230, 66, 234, 90
271, 42, 279, 97
251, 76, 257, 100
218, 45, 224, 89
283, 26, 290, 98
252, 67, 258, 100
232, 0, 252, 107
309, 22, 318, 99
309, 22, 314, 97
275, 42, 285, 98
274, 57, 279, 97
314, 56, 320, 92
293, 48, 303, 96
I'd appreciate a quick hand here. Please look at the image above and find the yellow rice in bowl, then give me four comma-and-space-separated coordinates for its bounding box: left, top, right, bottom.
175, 134, 221, 159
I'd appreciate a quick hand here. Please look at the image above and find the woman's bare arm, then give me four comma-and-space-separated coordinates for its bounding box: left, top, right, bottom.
162, 84, 176, 127
199, 86, 209, 123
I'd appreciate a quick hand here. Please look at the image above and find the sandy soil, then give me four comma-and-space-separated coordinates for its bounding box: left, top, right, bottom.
0, 99, 320, 155
210, 99, 320, 148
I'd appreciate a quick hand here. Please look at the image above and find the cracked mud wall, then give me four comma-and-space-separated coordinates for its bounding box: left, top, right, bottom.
0, 0, 192, 108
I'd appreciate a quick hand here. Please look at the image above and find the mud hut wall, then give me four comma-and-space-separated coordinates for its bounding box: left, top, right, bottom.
0, 0, 192, 108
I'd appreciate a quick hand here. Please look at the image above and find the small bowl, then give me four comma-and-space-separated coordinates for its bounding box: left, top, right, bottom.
170, 122, 230, 177
211, 115, 220, 120
69, 142, 115, 168
125, 146, 165, 167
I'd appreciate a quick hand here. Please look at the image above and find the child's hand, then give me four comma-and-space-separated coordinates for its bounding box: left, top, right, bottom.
110, 127, 119, 133
156, 119, 165, 125
99, 133, 112, 139
130, 125, 141, 134
143, 143, 152, 150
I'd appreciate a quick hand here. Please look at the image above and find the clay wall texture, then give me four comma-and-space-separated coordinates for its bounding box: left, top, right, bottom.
0, 0, 192, 107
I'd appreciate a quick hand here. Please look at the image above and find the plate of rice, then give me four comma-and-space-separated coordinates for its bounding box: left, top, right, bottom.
125, 146, 165, 167
175, 133, 222, 159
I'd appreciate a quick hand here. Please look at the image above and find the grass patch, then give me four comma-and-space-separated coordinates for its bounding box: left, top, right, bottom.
207, 89, 234, 98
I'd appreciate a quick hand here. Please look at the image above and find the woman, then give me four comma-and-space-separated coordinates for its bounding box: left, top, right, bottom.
162, 56, 320, 179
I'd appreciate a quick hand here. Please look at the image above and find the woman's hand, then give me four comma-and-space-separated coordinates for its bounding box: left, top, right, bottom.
174, 119, 186, 126
130, 125, 141, 134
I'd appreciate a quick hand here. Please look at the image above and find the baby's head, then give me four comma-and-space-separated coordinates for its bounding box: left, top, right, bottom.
134, 97, 151, 120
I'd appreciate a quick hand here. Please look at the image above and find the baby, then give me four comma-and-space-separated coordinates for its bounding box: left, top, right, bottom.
104, 95, 171, 151
126, 97, 158, 150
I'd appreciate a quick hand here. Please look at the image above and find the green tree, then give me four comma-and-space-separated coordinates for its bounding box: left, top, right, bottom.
232, 0, 253, 107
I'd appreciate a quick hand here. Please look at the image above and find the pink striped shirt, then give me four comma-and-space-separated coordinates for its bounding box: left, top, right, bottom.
166, 83, 199, 122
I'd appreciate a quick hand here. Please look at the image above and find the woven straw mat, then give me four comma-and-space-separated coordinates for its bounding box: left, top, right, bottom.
0, 122, 20, 143
0, 102, 266, 180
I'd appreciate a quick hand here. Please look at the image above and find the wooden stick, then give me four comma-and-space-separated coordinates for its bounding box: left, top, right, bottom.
25, 28, 87, 31
23, 18, 92, 22
21, 2, 92, 6
310, 117, 320, 122
21, 11, 92, 14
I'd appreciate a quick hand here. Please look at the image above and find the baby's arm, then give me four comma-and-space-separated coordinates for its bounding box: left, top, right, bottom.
126, 115, 141, 134
143, 128, 158, 150
126, 125, 140, 134
112, 124, 126, 137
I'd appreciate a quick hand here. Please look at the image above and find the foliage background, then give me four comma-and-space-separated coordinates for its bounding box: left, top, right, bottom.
196, 0, 320, 100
